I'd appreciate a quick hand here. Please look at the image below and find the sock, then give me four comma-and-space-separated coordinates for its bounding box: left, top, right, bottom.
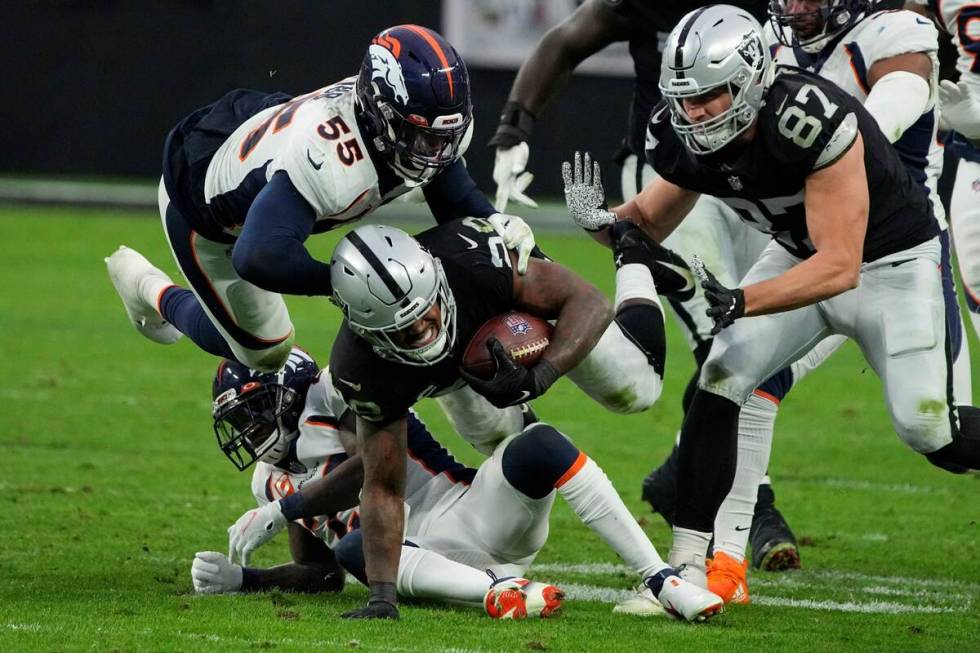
396, 546, 493, 605
615, 304, 667, 376
557, 455, 669, 578
159, 287, 235, 358
713, 392, 778, 562
668, 527, 711, 573
675, 390, 740, 533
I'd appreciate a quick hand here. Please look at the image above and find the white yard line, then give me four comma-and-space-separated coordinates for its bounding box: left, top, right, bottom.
750, 596, 959, 614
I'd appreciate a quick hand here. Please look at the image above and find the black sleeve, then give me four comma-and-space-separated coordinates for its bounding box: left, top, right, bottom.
422, 160, 495, 223
232, 171, 333, 296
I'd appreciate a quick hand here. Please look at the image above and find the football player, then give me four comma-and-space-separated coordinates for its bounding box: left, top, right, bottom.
684, 0, 978, 602
905, 0, 980, 341
489, 0, 801, 569
191, 348, 721, 622
105, 25, 535, 375
321, 218, 721, 620
564, 4, 980, 596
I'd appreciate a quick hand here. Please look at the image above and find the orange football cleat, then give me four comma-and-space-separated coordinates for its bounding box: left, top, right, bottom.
707, 551, 751, 604
484, 577, 564, 619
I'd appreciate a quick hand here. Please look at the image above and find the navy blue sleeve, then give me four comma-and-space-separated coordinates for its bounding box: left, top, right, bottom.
422, 160, 495, 222
231, 171, 333, 296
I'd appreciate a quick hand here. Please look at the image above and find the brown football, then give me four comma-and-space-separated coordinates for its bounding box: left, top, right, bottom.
461, 312, 554, 379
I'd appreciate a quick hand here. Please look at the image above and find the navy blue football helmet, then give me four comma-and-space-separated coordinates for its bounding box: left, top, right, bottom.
356, 24, 473, 185
769, 0, 870, 53
211, 347, 320, 470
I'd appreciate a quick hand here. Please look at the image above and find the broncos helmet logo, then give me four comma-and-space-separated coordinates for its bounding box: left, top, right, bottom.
367, 43, 409, 105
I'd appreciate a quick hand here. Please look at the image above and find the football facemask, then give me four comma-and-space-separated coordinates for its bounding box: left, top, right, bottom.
212, 381, 301, 471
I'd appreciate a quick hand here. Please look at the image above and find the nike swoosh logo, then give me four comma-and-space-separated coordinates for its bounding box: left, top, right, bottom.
915, 18, 930, 25
775, 95, 788, 115
734, 525, 750, 532
660, 261, 695, 292
336, 377, 361, 391
651, 105, 669, 125
458, 234, 478, 250
510, 390, 532, 404
307, 149, 324, 171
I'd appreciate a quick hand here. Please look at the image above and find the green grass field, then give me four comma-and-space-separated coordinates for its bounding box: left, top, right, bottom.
1, 205, 978, 652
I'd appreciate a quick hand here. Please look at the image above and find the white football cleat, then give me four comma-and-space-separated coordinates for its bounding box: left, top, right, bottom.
484, 576, 564, 619
612, 582, 667, 617
105, 246, 182, 344
647, 569, 723, 622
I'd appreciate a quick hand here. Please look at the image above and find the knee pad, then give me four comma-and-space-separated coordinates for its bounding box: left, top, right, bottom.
501, 424, 581, 500
333, 530, 367, 586
234, 334, 295, 373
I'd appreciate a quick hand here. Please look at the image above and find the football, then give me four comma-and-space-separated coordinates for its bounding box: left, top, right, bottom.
462, 312, 554, 379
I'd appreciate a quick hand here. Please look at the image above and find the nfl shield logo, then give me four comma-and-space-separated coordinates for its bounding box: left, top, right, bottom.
504, 314, 531, 335
728, 176, 743, 191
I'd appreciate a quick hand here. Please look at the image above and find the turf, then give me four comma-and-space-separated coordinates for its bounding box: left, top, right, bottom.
1, 205, 978, 652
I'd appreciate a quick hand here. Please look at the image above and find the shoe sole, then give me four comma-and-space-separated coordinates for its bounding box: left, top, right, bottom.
758, 543, 801, 572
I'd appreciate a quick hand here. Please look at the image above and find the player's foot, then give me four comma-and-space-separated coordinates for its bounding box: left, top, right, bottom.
640, 444, 679, 526
105, 246, 182, 345
612, 581, 667, 617
610, 221, 695, 301
750, 484, 801, 571
706, 551, 750, 604
484, 576, 563, 619
646, 568, 723, 622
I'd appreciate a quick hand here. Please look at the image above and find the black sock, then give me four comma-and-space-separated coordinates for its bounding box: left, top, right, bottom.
675, 390, 740, 532
926, 405, 980, 471
615, 303, 666, 376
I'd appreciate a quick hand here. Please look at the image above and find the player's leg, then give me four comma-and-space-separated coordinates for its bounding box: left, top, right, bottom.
951, 158, 980, 342
842, 238, 980, 471
156, 180, 295, 372
435, 386, 529, 455
938, 226, 973, 404
670, 243, 833, 582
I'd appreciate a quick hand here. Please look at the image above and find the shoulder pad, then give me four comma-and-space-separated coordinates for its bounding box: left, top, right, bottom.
852, 11, 939, 64
814, 112, 858, 169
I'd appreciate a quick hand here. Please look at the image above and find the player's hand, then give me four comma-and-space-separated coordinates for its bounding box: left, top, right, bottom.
488, 212, 535, 275
227, 501, 288, 566
341, 601, 401, 620
191, 551, 244, 594
459, 339, 560, 408
493, 143, 538, 212
691, 255, 745, 335
938, 80, 980, 139
562, 151, 618, 232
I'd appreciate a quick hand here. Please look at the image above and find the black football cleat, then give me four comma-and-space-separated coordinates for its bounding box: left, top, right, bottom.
610, 221, 696, 301
749, 484, 801, 571
640, 445, 679, 527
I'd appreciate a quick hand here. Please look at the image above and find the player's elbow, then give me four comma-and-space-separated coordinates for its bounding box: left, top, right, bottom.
829, 257, 861, 293
231, 239, 275, 286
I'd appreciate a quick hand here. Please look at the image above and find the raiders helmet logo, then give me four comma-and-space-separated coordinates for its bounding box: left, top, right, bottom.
736, 32, 764, 70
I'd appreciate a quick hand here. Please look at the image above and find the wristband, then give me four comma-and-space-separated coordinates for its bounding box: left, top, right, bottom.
279, 492, 307, 521
488, 101, 536, 148
369, 580, 398, 607
531, 359, 561, 396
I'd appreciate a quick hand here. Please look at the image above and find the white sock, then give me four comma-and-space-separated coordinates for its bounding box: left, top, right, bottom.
713, 392, 778, 562
668, 527, 711, 573
557, 456, 669, 578
614, 263, 663, 313
396, 545, 490, 606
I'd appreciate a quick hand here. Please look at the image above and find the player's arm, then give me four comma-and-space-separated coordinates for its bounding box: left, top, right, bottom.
231, 171, 333, 296
491, 0, 631, 145
863, 51, 934, 143
741, 134, 867, 315
344, 414, 407, 618
513, 256, 613, 375
234, 524, 345, 593
615, 177, 701, 244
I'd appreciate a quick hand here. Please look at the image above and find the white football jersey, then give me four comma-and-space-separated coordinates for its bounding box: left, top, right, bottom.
249, 372, 471, 548
913, 0, 980, 86
767, 10, 946, 227
204, 77, 411, 236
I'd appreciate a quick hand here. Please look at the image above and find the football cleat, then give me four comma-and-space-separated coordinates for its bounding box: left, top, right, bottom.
484, 576, 564, 620
105, 246, 182, 345
610, 221, 695, 301
707, 551, 750, 604
646, 568, 723, 622
612, 581, 667, 617
749, 484, 801, 571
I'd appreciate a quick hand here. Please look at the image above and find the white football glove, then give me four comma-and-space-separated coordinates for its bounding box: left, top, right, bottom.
227, 501, 288, 566
493, 142, 538, 212
562, 151, 617, 232
938, 79, 980, 139
487, 212, 535, 275
191, 551, 244, 594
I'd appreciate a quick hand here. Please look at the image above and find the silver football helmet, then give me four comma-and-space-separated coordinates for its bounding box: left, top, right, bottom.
660, 5, 772, 154
330, 224, 457, 366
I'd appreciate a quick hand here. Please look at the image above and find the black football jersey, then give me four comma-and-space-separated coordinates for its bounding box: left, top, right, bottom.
602, 0, 768, 156
329, 217, 517, 424
644, 67, 938, 261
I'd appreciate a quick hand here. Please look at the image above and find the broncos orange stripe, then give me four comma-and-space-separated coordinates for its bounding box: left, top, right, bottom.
402, 24, 454, 99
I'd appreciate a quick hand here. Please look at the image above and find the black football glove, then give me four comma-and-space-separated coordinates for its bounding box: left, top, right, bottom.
341, 600, 400, 620
460, 339, 560, 408
697, 261, 745, 335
